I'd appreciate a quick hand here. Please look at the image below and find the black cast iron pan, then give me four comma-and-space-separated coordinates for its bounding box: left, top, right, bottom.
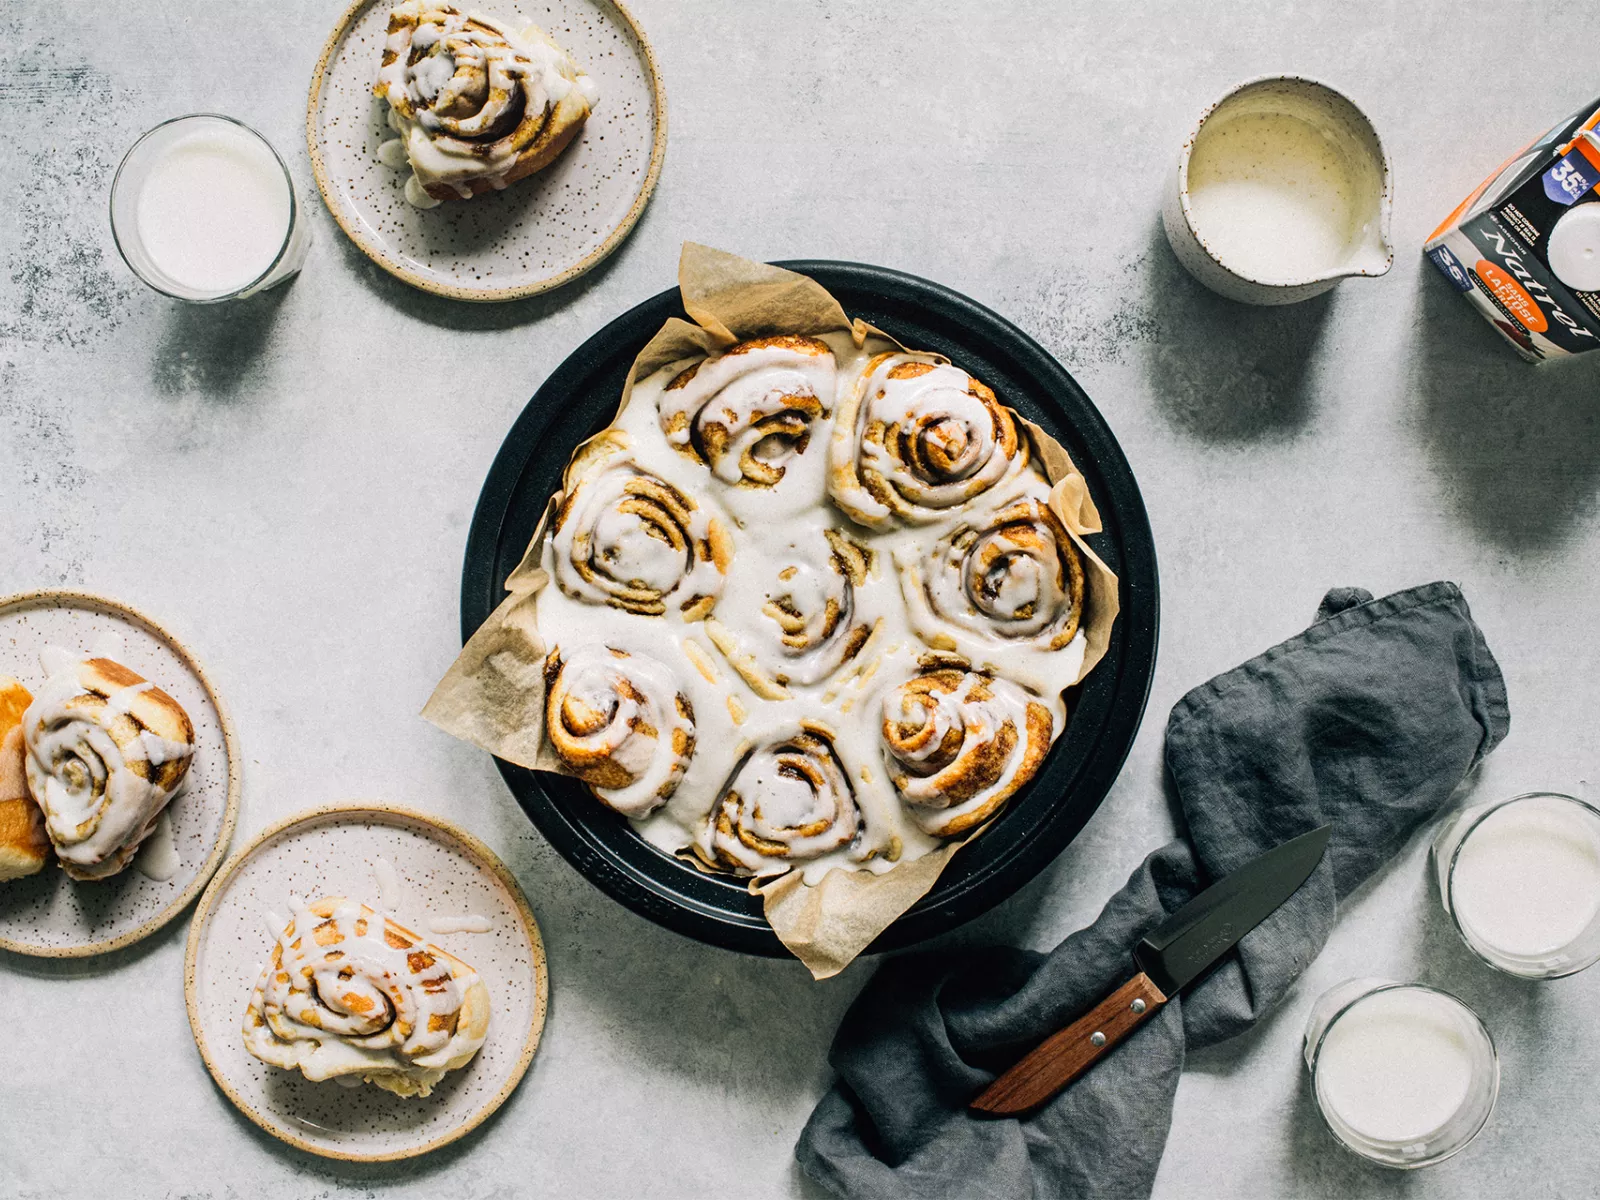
461, 260, 1160, 956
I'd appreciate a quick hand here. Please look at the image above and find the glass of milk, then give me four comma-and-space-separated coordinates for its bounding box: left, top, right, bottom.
1432, 791, 1600, 979
110, 114, 310, 302
1304, 979, 1498, 1169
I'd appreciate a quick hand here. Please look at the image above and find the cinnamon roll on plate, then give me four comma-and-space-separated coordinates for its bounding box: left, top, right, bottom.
22, 653, 195, 881
375, 1, 598, 207
244, 896, 491, 1098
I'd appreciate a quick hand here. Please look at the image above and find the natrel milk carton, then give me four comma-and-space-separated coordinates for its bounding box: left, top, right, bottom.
1425, 99, 1600, 361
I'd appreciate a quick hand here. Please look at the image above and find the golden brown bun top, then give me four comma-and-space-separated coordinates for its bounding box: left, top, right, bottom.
77, 658, 194, 747
0, 676, 30, 734
0, 677, 33, 801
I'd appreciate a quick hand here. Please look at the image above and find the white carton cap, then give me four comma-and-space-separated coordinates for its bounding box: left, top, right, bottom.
1549, 202, 1600, 293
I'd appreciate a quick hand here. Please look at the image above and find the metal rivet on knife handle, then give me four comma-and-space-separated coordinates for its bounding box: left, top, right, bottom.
969, 973, 1169, 1116
1131, 999, 1146, 1014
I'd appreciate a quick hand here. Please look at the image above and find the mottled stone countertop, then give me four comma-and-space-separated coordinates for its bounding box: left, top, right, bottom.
5, 3, 1600, 1198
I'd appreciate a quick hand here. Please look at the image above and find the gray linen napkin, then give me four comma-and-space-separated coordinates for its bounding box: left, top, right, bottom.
796, 582, 1509, 1199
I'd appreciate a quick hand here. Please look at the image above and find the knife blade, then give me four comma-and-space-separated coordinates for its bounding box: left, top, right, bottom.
970, 824, 1331, 1116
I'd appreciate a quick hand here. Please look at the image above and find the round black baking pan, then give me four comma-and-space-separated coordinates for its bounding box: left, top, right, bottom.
461, 261, 1160, 956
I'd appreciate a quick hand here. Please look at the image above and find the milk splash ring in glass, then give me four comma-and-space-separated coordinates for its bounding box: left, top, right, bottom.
110, 114, 311, 303
1432, 791, 1600, 979
1303, 979, 1498, 1169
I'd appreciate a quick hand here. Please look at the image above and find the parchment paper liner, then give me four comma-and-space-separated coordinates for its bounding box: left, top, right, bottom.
425, 244, 1120, 978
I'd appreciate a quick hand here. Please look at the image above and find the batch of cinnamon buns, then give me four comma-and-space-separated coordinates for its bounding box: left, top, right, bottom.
534, 329, 1093, 884
377, 0, 1109, 915
3, 1, 1103, 1108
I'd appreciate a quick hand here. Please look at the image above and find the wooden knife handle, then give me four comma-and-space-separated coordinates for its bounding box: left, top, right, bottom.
970, 972, 1168, 1116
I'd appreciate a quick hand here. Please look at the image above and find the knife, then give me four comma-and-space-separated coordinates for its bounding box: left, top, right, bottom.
970, 824, 1331, 1116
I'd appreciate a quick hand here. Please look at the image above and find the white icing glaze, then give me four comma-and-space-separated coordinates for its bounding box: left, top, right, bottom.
375, 2, 598, 196
403, 173, 442, 208
427, 914, 493, 934
880, 669, 1052, 837
657, 339, 837, 512
39, 644, 85, 679
549, 456, 728, 619
243, 895, 487, 1097
262, 907, 287, 939
534, 329, 1085, 883
21, 657, 194, 879
135, 808, 180, 881
374, 854, 403, 912
376, 137, 410, 170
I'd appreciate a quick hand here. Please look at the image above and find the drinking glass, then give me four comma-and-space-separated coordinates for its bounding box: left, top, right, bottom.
110, 114, 310, 303
1432, 791, 1600, 979
1304, 979, 1498, 1169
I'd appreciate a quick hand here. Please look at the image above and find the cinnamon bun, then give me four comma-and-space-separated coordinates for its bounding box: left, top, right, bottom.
549, 460, 731, 620
22, 655, 194, 880
244, 896, 491, 1098
902, 497, 1086, 654
659, 336, 836, 487
544, 645, 695, 817
0, 677, 48, 881
698, 726, 862, 875
375, 1, 597, 205
829, 352, 1029, 529
881, 668, 1053, 837
705, 528, 877, 699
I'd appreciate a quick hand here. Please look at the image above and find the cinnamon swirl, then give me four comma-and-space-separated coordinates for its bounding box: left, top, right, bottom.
549, 460, 731, 620
244, 896, 491, 1098
698, 726, 862, 875
881, 668, 1053, 837
545, 645, 695, 817
902, 497, 1086, 654
375, 1, 597, 205
22, 655, 194, 880
829, 352, 1029, 529
659, 336, 836, 487
705, 528, 877, 699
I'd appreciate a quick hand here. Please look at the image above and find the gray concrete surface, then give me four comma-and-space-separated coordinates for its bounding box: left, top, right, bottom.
5, 2, 1600, 1197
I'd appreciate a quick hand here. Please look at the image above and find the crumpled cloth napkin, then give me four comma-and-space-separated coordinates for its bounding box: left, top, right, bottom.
797, 583, 1509, 1199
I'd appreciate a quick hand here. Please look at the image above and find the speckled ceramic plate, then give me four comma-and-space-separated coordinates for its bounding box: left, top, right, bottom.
185, 803, 548, 1161
307, 0, 666, 301
0, 590, 240, 957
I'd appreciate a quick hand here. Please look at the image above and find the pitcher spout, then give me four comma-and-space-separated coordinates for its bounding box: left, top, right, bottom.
1346, 235, 1395, 279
